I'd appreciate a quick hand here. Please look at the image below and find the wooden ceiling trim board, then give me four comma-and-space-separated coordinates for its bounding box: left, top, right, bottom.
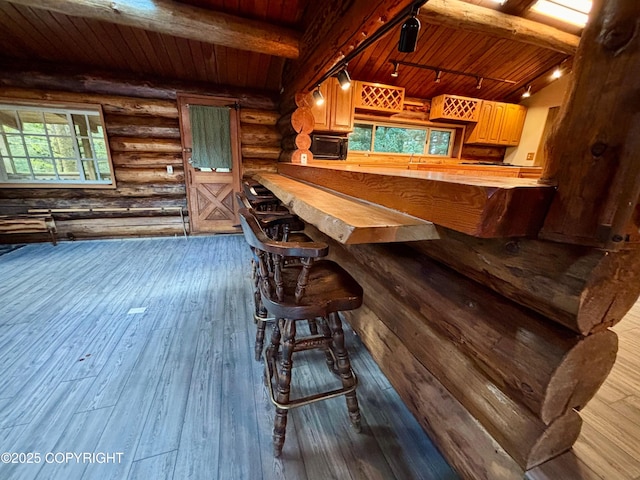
173, 37, 200, 81
145, 31, 180, 79
419, 0, 579, 55
115, 24, 155, 73
0, 5, 45, 58
254, 52, 272, 90
75, 17, 123, 67
265, 56, 285, 93
90, 21, 142, 72
130, 29, 168, 78
15, 6, 78, 63
51, 14, 113, 67
189, 41, 211, 82
214, 45, 230, 86
4, 0, 300, 59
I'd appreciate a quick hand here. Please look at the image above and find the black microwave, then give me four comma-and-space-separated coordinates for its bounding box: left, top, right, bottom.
310, 134, 348, 160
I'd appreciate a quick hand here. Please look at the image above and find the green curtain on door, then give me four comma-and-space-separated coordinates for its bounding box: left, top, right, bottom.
189, 105, 232, 170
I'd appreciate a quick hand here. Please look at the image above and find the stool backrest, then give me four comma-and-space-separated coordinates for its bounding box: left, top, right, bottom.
239, 208, 328, 303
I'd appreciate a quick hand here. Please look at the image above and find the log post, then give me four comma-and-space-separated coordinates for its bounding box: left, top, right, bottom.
540, 0, 640, 248
277, 92, 315, 164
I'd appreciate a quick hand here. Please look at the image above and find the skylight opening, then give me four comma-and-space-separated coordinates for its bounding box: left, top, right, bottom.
531, 0, 592, 27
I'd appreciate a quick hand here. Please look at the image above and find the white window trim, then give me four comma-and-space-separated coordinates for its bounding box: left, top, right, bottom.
0, 100, 116, 188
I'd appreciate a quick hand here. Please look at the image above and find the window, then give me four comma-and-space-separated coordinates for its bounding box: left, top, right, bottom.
0, 103, 114, 186
350, 122, 455, 157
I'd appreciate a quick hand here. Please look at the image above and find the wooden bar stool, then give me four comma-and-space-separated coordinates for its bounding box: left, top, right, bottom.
242, 179, 282, 211
239, 208, 363, 457
236, 193, 318, 360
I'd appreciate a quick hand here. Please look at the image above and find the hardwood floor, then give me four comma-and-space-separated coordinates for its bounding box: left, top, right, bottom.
0, 236, 457, 480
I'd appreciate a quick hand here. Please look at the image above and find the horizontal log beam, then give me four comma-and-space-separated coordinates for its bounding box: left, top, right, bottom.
109, 137, 182, 153
0, 87, 179, 117
316, 229, 585, 468
241, 145, 281, 159
239, 109, 279, 126
420, 0, 580, 55
413, 228, 640, 334
114, 167, 185, 184
344, 304, 526, 480
110, 152, 183, 169
240, 124, 281, 147
322, 235, 617, 424
104, 114, 180, 138
0, 61, 278, 109
5, 0, 300, 59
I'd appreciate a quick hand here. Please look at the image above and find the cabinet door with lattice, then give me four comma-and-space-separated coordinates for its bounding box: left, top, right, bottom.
430, 94, 481, 122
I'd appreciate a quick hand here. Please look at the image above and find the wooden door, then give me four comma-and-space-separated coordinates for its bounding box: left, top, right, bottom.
178, 94, 241, 234
330, 78, 355, 132
310, 81, 330, 130
487, 102, 506, 144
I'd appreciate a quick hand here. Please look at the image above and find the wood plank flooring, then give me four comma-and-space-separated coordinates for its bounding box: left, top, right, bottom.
0, 236, 457, 480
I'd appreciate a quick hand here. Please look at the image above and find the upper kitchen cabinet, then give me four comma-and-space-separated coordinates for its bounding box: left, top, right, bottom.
466, 101, 527, 146
311, 77, 355, 133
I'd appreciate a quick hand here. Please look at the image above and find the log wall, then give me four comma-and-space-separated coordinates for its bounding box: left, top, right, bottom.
304, 225, 627, 477
0, 75, 282, 242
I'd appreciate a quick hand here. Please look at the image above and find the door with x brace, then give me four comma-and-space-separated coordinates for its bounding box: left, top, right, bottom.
178, 94, 241, 234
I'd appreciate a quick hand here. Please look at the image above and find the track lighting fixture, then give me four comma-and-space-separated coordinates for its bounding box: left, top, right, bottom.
312, 86, 324, 106
391, 62, 399, 78
476, 77, 483, 89
337, 68, 352, 90
398, 5, 421, 53
434, 70, 442, 83
522, 85, 532, 98
552, 67, 563, 79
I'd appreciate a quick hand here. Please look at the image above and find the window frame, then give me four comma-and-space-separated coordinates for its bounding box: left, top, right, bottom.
0, 99, 116, 189
350, 120, 457, 158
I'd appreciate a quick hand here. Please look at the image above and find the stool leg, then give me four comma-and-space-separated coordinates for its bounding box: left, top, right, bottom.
273, 318, 296, 457
266, 318, 282, 362
255, 315, 267, 361
307, 318, 319, 335
328, 312, 361, 432
318, 317, 337, 374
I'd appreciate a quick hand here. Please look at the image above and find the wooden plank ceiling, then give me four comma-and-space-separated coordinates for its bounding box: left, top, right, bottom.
0, 0, 577, 101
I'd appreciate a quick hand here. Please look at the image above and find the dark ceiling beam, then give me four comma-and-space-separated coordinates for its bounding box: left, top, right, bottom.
500, 0, 538, 16
281, 0, 417, 97
3, 0, 301, 59
420, 0, 580, 55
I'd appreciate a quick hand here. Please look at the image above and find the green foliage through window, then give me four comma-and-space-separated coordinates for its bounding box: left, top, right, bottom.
349, 122, 454, 157
0, 104, 113, 185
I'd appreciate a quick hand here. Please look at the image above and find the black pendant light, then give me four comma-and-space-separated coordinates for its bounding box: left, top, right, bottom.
398, 6, 421, 53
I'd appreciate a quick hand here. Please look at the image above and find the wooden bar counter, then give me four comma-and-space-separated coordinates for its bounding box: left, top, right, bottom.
251, 159, 638, 479
277, 163, 554, 238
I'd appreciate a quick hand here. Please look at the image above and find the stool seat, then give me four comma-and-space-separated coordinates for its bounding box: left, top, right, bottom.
261, 260, 362, 320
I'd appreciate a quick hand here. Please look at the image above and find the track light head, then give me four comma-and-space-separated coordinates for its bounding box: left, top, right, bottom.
337, 69, 351, 90
391, 62, 399, 78
312, 87, 324, 106
552, 67, 562, 79
522, 85, 532, 98
434, 70, 442, 83
398, 11, 421, 53
476, 77, 483, 89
